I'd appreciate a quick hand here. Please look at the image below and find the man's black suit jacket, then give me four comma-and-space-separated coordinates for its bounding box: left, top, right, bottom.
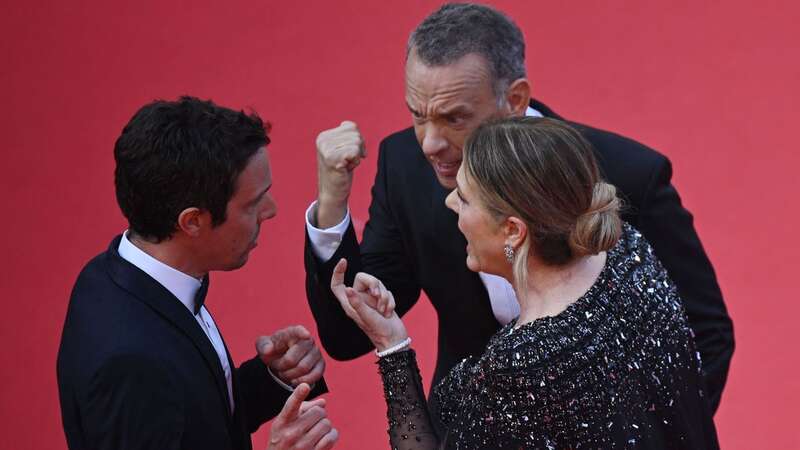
58, 236, 326, 450
305, 99, 734, 413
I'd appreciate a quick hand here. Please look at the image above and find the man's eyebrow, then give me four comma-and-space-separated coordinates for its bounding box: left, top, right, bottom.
438, 105, 472, 116
405, 102, 422, 116
406, 102, 472, 118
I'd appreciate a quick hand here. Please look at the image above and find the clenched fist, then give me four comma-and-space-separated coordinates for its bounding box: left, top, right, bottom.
257, 325, 325, 386
314, 121, 366, 228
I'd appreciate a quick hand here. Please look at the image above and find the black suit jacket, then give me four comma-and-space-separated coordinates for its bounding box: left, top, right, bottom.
305, 100, 733, 413
58, 236, 326, 450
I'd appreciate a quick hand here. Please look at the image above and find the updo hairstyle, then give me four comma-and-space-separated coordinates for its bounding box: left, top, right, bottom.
462, 117, 622, 289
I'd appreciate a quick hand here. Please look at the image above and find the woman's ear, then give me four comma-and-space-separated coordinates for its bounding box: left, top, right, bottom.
176, 207, 207, 237
504, 216, 528, 249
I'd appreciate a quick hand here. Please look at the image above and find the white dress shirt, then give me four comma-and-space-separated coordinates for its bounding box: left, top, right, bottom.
305, 106, 544, 325
118, 231, 235, 412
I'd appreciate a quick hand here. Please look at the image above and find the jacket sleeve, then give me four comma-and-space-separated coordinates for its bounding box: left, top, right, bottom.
81, 354, 184, 450
304, 138, 422, 360
235, 357, 329, 433
636, 157, 734, 413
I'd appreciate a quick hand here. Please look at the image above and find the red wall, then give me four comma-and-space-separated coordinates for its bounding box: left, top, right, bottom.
1, 1, 797, 448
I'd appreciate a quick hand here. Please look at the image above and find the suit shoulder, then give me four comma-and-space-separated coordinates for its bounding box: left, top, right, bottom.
567, 121, 673, 210
378, 127, 419, 156
73, 250, 112, 290
62, 250, 160, 357
570, 121, 669, 170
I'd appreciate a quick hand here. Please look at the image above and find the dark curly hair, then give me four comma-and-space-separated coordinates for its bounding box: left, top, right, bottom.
114, 96, 269, 242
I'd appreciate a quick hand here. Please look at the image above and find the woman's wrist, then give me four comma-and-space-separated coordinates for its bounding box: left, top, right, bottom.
375, 337, 412, 358
374, 331, 410, 352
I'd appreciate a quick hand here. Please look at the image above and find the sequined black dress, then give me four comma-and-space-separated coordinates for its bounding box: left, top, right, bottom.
377, 224, 719, 449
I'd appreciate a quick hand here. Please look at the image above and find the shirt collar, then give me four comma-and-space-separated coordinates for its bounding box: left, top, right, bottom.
118, 230, 203, 315
526, 106, 543, 118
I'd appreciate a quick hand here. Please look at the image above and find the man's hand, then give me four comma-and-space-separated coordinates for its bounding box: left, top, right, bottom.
330, 258, 408, 351
257, 326, 325, 386
315, 121, 366, 228
268, 383, 338, 450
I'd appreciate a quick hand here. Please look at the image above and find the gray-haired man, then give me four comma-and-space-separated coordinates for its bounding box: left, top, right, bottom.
304, 2, 733, 422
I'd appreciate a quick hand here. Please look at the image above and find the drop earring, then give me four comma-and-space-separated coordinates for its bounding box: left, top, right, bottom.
504, 244, 515, 263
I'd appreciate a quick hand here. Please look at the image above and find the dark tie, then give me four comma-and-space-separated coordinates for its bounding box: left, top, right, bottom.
193, 275, 210, 315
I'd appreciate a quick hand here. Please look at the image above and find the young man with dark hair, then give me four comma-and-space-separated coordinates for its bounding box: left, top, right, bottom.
58, 96, 337, 450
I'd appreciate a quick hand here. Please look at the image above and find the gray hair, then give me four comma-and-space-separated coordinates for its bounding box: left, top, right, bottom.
407, 3, 527, 99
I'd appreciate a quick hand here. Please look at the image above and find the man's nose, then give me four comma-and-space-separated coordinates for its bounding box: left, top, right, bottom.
259, 194, 278, 223
421, 124, 449, 158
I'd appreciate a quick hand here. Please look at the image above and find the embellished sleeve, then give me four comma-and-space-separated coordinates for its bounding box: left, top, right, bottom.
377, 349, 440, 449
431, 357, 473, 428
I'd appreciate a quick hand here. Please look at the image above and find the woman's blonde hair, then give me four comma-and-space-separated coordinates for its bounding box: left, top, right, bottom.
463, 117, 622, 291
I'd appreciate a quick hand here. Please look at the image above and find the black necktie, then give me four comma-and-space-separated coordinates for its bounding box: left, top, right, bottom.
193, 275, 210, 315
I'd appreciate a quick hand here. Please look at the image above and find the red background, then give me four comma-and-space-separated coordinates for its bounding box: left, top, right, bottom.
2, 0, 798, 448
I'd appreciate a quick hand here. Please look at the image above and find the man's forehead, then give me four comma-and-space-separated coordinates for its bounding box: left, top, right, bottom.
234, 147, 271, 193
404, 55, 494, 110
406, 52, 491, 81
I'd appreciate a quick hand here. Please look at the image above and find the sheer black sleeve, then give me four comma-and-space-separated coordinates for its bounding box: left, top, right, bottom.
377, 349, 440, 449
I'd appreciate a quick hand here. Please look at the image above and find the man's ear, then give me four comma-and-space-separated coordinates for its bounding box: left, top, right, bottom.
504, 216, 528, 249
176, 207, 207, 237
504, 78, 531, 117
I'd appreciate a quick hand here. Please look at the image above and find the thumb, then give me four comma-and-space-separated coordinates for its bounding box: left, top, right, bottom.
277, 383, 312, 422
256, 335, 284, 364
330, 258, 348, 295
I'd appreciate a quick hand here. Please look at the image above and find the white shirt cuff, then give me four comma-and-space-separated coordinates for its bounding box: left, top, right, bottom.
305, 200, 351, 262
267, 366, 317, 394
267, 366, 296, 392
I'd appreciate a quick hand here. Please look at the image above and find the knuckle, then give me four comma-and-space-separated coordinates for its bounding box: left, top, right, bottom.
283, 355, 301, 367
283, 429, 300, 443
327, 428, 340, 442
309, 406, 326, 418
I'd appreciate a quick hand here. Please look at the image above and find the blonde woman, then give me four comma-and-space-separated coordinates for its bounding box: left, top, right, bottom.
331, 117, 718, 449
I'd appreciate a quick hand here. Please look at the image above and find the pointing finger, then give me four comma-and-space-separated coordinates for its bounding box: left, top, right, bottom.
277, 383, 311, 422
331, 258, 348, 293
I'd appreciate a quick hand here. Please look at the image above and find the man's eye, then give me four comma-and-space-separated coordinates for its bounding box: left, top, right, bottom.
446, 116, 465, 126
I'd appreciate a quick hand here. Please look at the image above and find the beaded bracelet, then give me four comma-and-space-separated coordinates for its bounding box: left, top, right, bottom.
375, 337, 412, 358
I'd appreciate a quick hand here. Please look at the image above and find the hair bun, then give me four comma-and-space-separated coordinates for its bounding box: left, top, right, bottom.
569, 182, 622, 256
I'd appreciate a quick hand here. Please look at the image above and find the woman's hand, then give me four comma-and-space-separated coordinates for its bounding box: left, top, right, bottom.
330, 259, 408, 351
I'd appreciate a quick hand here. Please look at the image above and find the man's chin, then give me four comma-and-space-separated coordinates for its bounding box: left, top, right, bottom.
436, 174, 458, 190
220, 254, 250, 272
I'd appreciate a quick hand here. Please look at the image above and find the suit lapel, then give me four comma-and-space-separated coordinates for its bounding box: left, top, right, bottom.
104, 236, 233, 420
